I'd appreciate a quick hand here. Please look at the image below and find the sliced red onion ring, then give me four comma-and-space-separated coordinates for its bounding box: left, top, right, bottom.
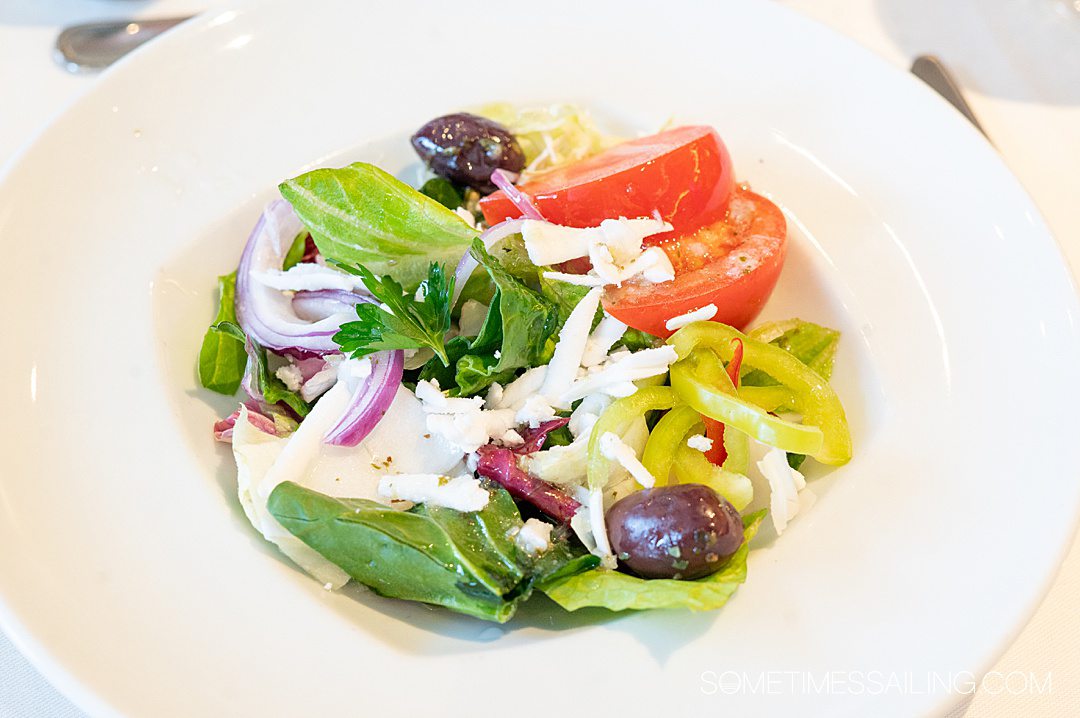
490, 169, 544, 220
451, 218, 526, 306
236, 201, 356, 354
323, 350, 404, 446
292, 289, 369, 322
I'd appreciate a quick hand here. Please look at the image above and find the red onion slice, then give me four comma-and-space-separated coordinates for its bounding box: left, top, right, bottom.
490, 169, 545, 220
292, 289, 370, 322
451, 218, 526, 306
323, 350, 404, 446
475, 445, 581, 524
236, 201, 356, 354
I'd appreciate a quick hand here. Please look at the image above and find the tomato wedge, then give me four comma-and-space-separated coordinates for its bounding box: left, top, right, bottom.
603, 187, 787, 338
478, 125, 734, 239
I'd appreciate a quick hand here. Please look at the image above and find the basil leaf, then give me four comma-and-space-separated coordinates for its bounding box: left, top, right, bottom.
539, 510, 766, 611
198, 273, 246, 395
279, 162, 477, 288
213, 321, 310, 417
419, 177, 464, 210
267, 481, 594, 622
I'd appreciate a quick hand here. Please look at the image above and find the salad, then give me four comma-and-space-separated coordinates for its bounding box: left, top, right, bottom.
198, 104, 852, 622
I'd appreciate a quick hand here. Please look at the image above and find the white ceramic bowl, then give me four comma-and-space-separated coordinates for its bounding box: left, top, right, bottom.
1, 1, 1078, 716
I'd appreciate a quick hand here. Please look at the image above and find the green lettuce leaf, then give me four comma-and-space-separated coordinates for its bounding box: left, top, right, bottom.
744, 320, 840, 384
539, 510, 766, 612
198, 273, 246, 395
279, 162, 477, 288
476, 103, 615, 176
213, 321, 310, 417
267, 481, 595, 622
418, 177, 464, 210
468, 238, 559, 374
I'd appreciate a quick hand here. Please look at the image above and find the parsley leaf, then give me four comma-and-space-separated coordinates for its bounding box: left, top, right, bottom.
333, 262, 455, 366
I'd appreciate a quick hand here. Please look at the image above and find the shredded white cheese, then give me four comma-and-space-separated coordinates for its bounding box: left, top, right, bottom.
377, 474, 490, 512
757, 446, 815, 535
598, 432, 656, 488
581, 314, 628, 367
558, 345, 679, 404
540, 287, 602, 401
525, 217, 675, 287
664, 303, 719, 332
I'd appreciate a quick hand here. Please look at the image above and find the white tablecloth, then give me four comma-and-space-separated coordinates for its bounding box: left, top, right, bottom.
1, 1, 1078, 715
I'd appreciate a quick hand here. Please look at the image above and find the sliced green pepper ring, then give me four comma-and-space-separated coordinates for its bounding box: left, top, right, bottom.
670, 354, 825, 457
668, 322, 852, 465
641, 405, 703, 483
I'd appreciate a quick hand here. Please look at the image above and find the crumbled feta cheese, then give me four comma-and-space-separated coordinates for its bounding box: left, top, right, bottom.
525, 217, 674, 287
515, 395, 557, 428
337, 357, 373, 385
417, 378, 516, 453
377, 474, 490, 512
253, 262, 365, 292
275, 364, 304, 392
598, 432, 656, 488
581, 314, 628, 367
485, 381, 505, 407
458, 299, 488, 337
513, 518, 554, 554
501, 429, 524, 447
757, 446, 815, 535
664, 303, 719, 331
687, 434, 713, 452
540, 287, 602, 402
414, 378, 446, 407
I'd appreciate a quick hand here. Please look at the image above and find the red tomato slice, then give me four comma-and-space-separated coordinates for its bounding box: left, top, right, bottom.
603, 187, 787, 338
478, 126, 734, 240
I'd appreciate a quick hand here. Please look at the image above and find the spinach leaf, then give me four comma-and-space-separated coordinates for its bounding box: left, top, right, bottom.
419, 177, 464, 210
198, 273, 246, 395
213, 321, 310, 417
282, 231, 309, 270
279, 162, 477, 289
332, 262, 454, 365
539, 510, 766, 611
267, 481, 595, 622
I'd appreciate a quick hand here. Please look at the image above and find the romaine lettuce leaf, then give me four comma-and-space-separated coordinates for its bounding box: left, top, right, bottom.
279, 162, 476, 288
539, 510, 766, 612
476, 103, 616, 177
744, 320, 840, 384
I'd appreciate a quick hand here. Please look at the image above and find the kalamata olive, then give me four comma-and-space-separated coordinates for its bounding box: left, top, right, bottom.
607, 484, 743, 580
411, 113, 526, 193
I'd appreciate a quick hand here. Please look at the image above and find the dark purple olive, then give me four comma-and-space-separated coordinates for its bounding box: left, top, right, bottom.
607, 484, 744, 580
411, 113, 526, 193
